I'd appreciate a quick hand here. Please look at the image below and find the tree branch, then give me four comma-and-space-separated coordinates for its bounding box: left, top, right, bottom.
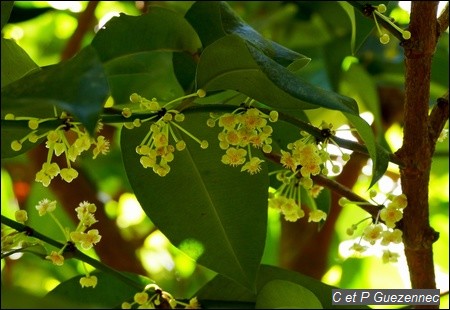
396, 1, 440, 298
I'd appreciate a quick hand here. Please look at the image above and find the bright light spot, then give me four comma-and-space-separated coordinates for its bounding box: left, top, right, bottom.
342, 56, 359, 71
385, 123, 403, 151
362, 159, 373, 176
9, 252, 23, 260
96, 12, 121, 32
398, 1, 448, 19
174, 254, 196, 278
54, 14, 77, 39
5, 25, 24, 40
139, 248, 175, 273
322, 265, 342, 286
116, 193, 145, 228
43, 277, 60, 292
145, 231, 169, 248
377, 175, 395, 193
335, 124, 358, 142
360, 111, 374, 126
47, 1, 83, 13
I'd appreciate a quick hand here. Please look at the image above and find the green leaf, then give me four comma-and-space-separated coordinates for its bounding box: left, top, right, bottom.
91, 7, 200, 104
104, 51, 184, 105
45, 271, 150, 308
121, 112, 268, 291
185, 1, 310, 68
1, 46, 109, 134
1, 1, 14, 30
91, 7, 201, 63
195, 264, 368, 309
343, 112, 389, 188
256, 279, 322, 309
1, 38, 39, 87
197, 35, 359, 114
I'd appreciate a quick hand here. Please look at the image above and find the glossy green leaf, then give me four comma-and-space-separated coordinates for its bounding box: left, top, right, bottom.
256, 279, 322, 309
195, 264, 368, 309
1, 38, 39, 88
91, 7, 201, 63
343, 112, 389, 188
1, 1, 14, 30
104, 51, 184, 105
197, 35, 359, 114
121, 112, 268, 291
45, 271, 150, 308
185, 1, 310, 68
91, 7, 200, 105
1, 46, 109, 134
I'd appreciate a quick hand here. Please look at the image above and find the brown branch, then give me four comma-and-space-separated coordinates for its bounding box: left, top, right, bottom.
61, 1, 99, 61
396, 1, 440, 299
437, 2, 449, 35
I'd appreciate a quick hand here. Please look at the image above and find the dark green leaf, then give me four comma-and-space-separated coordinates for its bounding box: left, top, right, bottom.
91, 7, 201, 63
1, 46, 109, 134
185, 1, 310, 68
256, 279, 322, 309
1, 38, 39, 87
1, 1, 14, 30
46, 271, 150, 308
121, 112, 268, 291
197, 35, 358, 114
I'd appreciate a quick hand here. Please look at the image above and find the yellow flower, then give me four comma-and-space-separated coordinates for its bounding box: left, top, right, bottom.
221, 147, 247, 166
280, 150, 297, 172
60, 168, 79, 183
362, 224, 383, 245
92, 136, 110, 159
382, 250, 400, 263
15, 210, 28, 223
46, 251, 64, 266
80, 275, 98, 288
308, 210, 327, 222
36, 199, 57, 216
134, 292, 149, 305
241, 157, 264, 175
78, 229, 102, 250
380, 205, 403, 228
380, 229, 403, 246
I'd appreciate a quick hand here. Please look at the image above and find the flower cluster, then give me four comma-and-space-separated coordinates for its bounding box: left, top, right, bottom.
278, 122, 350, 191
121, 284, 200, 309
268, 170, 327, 223
7, 112, 109, 187
33, 199, 101, 287
207, 103, 278, 175
123, 91, 208, 177
340, 192, 407, 263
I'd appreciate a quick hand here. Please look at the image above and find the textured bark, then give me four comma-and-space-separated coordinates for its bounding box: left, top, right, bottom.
396, 2, 442, 298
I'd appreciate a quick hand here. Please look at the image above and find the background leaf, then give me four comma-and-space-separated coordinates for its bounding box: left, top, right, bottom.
121, 111, 269, 291
255, 279, 322, 309
1, 37, 39, 87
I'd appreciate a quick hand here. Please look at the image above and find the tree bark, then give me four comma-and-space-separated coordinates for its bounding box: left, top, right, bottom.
396, 2, 442, 297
